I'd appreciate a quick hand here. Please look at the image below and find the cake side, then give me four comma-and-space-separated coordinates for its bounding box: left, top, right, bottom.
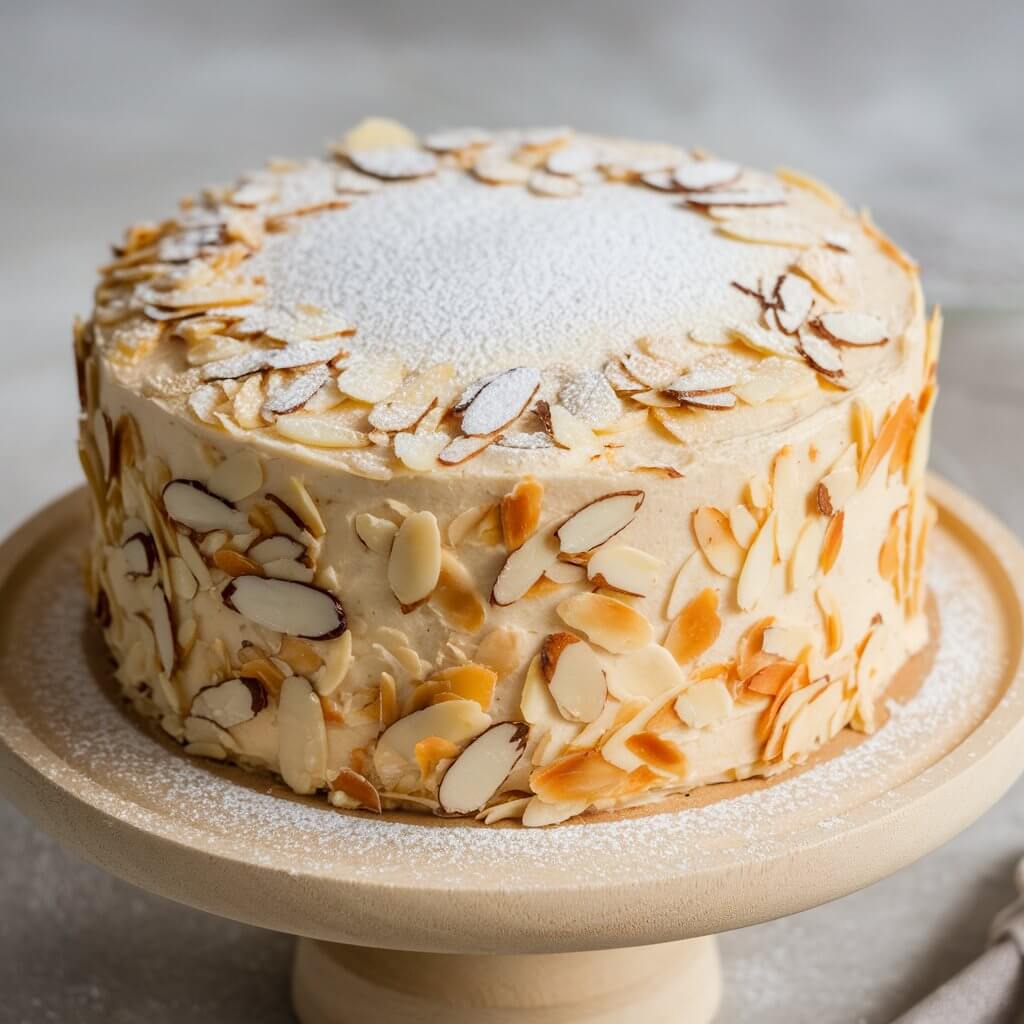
76, 122, 940, 825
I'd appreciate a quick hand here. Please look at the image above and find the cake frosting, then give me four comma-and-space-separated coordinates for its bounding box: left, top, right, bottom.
75, 119, 941, 825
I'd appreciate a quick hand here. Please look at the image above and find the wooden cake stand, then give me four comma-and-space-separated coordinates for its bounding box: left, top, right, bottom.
2, 475, 1023, 1023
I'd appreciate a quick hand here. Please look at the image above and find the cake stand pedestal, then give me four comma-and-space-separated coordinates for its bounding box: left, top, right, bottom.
1, 476, 1023, 1024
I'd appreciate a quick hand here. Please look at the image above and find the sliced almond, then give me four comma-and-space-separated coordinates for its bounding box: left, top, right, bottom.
540, 631, 580, 681
675, 678, 733, 729
431, 549, 487, 633
368, 363, 454, 433
354, 513, 398, 556
607, 644, 686, 702
664, 363, 740, 398
123, 531, 157, 578
373, 699, 491, 789
816, 586, 843, 656
149, 585, 176, 677
473, 152, 531, 186
663, 587, 720, 666
191, 677, 266, 729
162, 479, 249, 533
437, 722, 529, 814
772, 446, 804, 561
273, 413, 369, 449
348, 146, 437, 180
278, 675, 327, 794
727, 321, 801, 361
548, 640, 607, 723
388, 510, 442, 611
736, 510, 777, 611
685, 188, 786, 209
774, 274, 814, 335
789, 515, 826, 591
394, 431, 447, 472
545, 402, 602, 454
587, 545, 660, 597
558, 369, 624, 429
625, 732, 687, 775
501, 476, 544, 551
817, 466, 857, 515
820, 511, 845, 574
717, 214, 816, 248
693, 506, 744, 577
335, 358, 405, 403
261, 365, 330, 419
329, 768, 382, 814
556, 592, 654, 654
861, 397, 915, 485
521, 796, 587, 827
529, 169, 582, 198
223, 576, 346, 639
797, 330, 844, 378
811, 311, 888, 347
665, 550, 700, 620
530, 749, 627, 804
459, 367, 541, 436
621, 351, 677, 390
212, 547, 262, 578
438, 435, 495, 466
340, 117, 418, 151
491, 522, 560, 606
673, 160, 740, 191
728, 504, 759, 548
556, 490, 644, 555
207, 451, 263, 503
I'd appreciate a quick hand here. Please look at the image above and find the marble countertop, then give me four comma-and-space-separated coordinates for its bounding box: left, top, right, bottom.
1, 2, 1021, 1021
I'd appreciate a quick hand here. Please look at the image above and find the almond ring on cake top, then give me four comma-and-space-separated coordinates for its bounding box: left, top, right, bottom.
75, 117, 940, 825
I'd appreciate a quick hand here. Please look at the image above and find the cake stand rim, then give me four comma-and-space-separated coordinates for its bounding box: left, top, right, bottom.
1, 473, 1023, 954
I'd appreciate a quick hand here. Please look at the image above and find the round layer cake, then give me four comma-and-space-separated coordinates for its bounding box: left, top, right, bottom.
75, 119, 940, 826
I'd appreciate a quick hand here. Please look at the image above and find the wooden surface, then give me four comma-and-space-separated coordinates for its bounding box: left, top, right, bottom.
1, 2, 1022, 1020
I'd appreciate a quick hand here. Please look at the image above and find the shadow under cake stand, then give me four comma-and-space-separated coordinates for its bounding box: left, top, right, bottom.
1, 475, 1023, 1023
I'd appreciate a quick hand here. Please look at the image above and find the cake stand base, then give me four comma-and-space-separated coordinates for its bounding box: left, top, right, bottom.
292, 936, 721, 1024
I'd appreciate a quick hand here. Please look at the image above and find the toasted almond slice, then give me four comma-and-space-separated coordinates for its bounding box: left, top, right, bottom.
348, 146, 437, 180
556, 491, 644, 555
394, 431, 447, 472
162, 479, 249, 533
540, 631, 581, 681
693, 506, 744, 577
374, 699, 491, 789
491, 522, 560, 606
278, 676, 327, 794
816, 586, 843, 656
685, 188, 786, 208
774, 273, 814, 335
607, 644, 686, 702
675, 678, 733, 728
879, 508, 903, 584
861, 396, 914, 485
191, 677, 266, 729
746, 661, 799, 698
501, 476, 544, 551
530, 749, 627, 804
812, 311, 888, 347
788, 515, 826, 591
223, 576, 346, 639
737, 510, 777, 611
388, 510, 442, 611
328, 768, 382, 813
663, 587, 720, 666
548, 640, 607, 723
625, 731, 687, 774
782, 680, 844, 763
762, 624, 813, 662
587, 545, 660, 597
557, 592, 653, 654
273, 412, 369, 449
414, 736, 461, 779
797, 330, 844, 378
431, 549, 487, 633
673, 160, 740, 191
212, 547, 262, 578
820, 511, 844, 574
737, 616, 776, 680
438, 722, 529, 814
459, 367, 541, 436
817, 466, 857, 515
438, 435, 495, 466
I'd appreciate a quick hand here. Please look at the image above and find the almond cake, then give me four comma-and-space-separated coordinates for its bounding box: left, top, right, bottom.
75, 119, 940, 826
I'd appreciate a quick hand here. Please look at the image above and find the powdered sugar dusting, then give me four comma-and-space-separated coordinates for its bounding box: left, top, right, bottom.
1, 525, 1010, 892
249, 170, 785, 379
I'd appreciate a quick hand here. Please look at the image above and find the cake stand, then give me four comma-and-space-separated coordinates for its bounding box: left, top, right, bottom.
1, 475, 1023, 1024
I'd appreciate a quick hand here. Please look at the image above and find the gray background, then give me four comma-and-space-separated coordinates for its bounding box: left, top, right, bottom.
1, 1, 1022, 1021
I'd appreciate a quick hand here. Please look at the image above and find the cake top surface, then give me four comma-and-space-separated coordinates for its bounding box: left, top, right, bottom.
90, 120, 923, 479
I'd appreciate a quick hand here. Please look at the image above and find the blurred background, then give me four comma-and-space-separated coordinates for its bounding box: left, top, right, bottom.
1, 1, 1021, 1021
